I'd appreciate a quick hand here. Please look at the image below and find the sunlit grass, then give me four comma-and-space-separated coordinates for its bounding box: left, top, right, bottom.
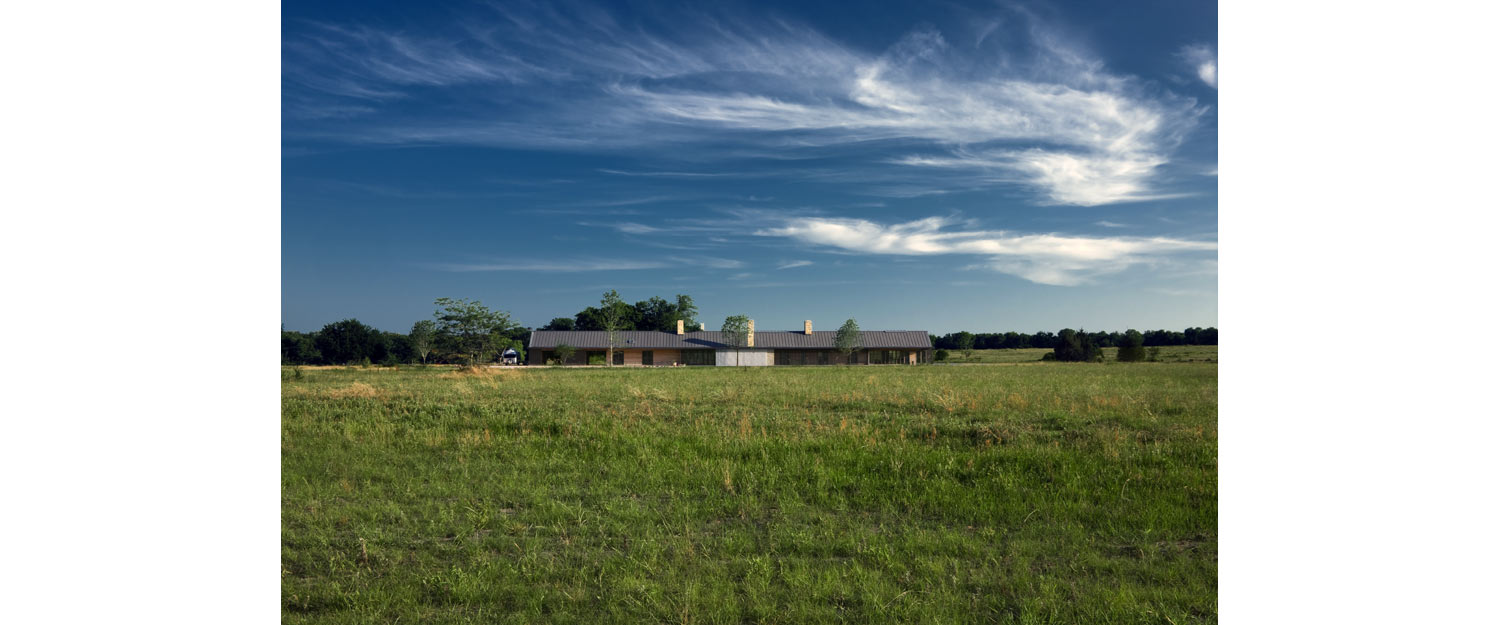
283, 360, 1217, 623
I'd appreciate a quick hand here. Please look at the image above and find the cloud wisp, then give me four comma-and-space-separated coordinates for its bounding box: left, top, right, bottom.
777, 260, 813, 270
283, 3, 1205, 206
1179, 44, 1217, 89
428, 260, 668, 272
760, 216, 1215, 286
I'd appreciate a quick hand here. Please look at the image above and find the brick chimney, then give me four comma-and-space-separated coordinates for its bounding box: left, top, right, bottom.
676, 319, 684, 335
804, 320, 812, 335
747, 319, 755, 347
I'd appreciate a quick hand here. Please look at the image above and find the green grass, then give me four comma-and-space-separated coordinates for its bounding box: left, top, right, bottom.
284, 361, 1217, 623
941, 345, 1218, 364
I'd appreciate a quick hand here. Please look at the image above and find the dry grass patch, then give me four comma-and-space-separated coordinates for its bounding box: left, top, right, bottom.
322, 382, 382, 399
438, 366, 522, 381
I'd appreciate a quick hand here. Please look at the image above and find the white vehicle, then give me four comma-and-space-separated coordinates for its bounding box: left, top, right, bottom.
501, 348, 520, 365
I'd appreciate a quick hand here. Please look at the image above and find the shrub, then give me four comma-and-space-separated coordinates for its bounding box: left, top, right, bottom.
1054, 329, 1101, 362
1040, 352, 1057, 361
1147, 347, 1161, 362
934, 349, 949, 361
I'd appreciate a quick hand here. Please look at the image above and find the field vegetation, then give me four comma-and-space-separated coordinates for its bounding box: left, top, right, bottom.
284, 357, 1217, 623
940, 345, 1218, 364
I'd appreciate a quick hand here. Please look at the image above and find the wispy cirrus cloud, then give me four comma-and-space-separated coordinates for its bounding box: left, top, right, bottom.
777, 260, 813, 269
1179, 44, 1217, 88
429, 259, 668, 272
670, 256, 744, 269
283, 2, 1205, 206
759, 216, 1215, 286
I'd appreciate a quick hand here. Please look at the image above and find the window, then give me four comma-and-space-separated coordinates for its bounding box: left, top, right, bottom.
684, 350, 714, 366
587, 351, 605, 365
613, 351, 625, 365
642, 350, 653, 366
542, 350, 555, 364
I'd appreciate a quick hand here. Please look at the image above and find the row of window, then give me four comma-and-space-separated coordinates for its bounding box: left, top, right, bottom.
774, 350, 853, 366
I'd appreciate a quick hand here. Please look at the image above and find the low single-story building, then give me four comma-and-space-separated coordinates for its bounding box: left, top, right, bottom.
528, 320, 933, 366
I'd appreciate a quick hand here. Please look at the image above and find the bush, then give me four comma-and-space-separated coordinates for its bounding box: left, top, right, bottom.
934, 349, 949, 361
1054, 329, 1102, 362
1147, 347, 1161, 362
1040, 352, 1057, 361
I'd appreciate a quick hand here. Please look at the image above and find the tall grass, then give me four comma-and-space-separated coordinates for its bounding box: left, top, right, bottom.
284, 360, 1217, 623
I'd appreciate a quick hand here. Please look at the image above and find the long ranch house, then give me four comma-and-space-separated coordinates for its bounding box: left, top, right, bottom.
528, 320, 933, 366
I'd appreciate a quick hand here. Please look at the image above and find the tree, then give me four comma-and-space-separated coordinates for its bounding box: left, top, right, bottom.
633, 296, 679, 333
834, 318, 863, 364
314, 319, 385, 365
599, 290, 627, 366
1116, 329, 1146, 362
1054, 328, 1102, 362
541, 317, 576, 331
954, 331, 976, 361
384, 332, 413, 365
675, 294, 699, 331
575, 302, 638, 331
281, 329, 321, 365
934, 349, 949, 362
552, 343, 575, 365
409, 320, 436, 364
721, 315, 750, 366
434, 297, 519, 364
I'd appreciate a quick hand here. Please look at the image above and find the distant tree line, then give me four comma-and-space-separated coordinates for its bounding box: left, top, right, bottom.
281, 293, 701, 366
539, 294, 699, 333
932, 327, 1216, 351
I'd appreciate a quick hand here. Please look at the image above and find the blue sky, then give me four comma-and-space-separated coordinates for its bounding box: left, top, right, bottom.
283, 0, 1217, 334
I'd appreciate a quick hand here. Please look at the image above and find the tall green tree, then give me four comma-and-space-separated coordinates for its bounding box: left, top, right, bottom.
954, 331, 976, 361
720, 315, 750, 366
281, 329, 321, 365
834, 318, 863, 365
1116, 329, 1146, 362
633, 296, 678, 333
433, 297, 518, 363
599, 290, 627, 366
674, 294, 699, 331
541, 317, 575, 331
409, 320, 436, 364
314, 319, 385, 364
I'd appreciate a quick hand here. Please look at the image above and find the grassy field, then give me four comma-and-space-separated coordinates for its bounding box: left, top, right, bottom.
283, 358, 1217, 623
939, 345, 1218, 364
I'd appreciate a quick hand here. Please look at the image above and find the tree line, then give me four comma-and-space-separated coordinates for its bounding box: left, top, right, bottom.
282, 291, 1215, 367
281, 293, 701, 366
932, 327, 1217, 351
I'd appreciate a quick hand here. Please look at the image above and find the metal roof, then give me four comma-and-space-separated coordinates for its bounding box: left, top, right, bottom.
528, 330, 932, 350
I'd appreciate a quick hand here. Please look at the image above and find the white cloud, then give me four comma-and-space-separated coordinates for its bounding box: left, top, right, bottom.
284, 4, 1206, 206
668, 256, 744, 269
430, 260, 667, 272
760, 216, 1215, 286
1179, 44, 1217, 88
1095, 221, 1127, 228
777, 260, 813, 269
611, 222, 661, 234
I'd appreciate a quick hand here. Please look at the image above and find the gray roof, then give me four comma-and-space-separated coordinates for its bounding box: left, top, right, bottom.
528, 330, 932, 350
